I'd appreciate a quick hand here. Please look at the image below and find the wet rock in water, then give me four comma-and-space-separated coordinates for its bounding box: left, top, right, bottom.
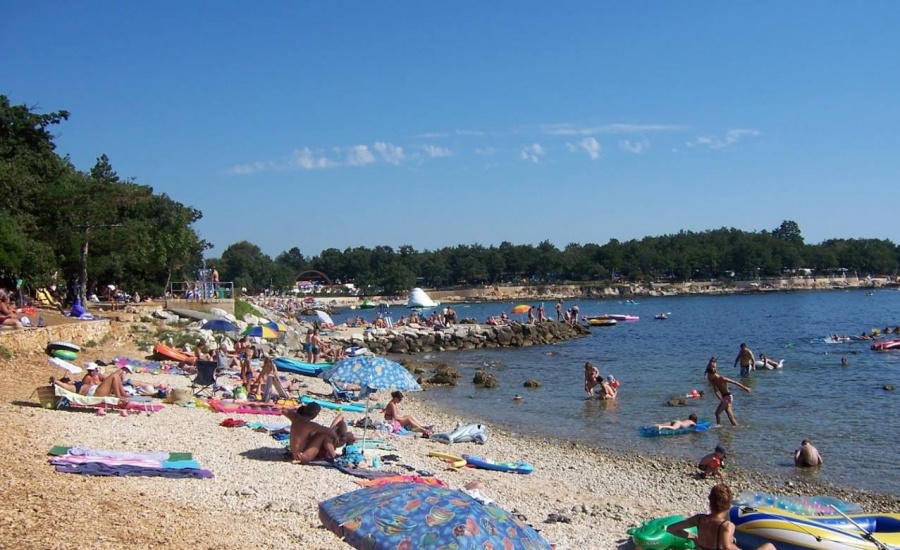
473, 369, 486, 385
884, 385, 895, 391
428, 364, 460, 385
481, 374, 498, 388
523, 378, 541, 388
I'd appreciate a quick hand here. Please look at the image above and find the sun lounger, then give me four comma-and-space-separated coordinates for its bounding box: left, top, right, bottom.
54, 384, 121, 407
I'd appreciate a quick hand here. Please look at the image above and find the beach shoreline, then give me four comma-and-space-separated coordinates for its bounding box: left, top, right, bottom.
1, 323, 896, 549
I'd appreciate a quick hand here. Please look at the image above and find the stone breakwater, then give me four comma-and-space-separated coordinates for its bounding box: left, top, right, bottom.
330, 320, 590, 355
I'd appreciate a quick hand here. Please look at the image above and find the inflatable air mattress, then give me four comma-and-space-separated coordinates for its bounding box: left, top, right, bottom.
273, 357, 327, 377
462, 454, 533, 475
639, 419, 713, 437
300, 395, 366, 413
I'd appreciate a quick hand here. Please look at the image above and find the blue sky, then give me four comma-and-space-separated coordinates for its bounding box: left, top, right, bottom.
4, 2, 899, 258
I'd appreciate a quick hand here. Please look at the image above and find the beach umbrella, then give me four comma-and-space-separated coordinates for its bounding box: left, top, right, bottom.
315, 310, 335, 328
242, 325, 280, 339
266, 320, 289, 333
319, 482, 552, 550
201, 319, 239, 333
48, 356, 83, 374
511, 304, 532, 314
321, 356, 421, 445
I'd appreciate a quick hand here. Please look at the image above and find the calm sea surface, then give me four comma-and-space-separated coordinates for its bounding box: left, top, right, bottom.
341, 290, 900, 495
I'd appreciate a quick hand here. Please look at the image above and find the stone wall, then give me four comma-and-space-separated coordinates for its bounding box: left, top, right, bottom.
0, 321, 111, 356
330, 320, 590, 355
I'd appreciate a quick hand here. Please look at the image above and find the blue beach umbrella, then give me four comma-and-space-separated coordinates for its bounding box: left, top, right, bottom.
319, 482, 552, 550
321, 356, 421, 445
320, 356, 421, 393
201, 319, 239, 333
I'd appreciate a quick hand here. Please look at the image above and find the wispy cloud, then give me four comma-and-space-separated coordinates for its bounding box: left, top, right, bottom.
475, 147, 497, 156
228, 147, 338, 174
686, 129, 761, 149
374, 142, 405, 164
578, 137, 602, 159
291, 147, 338, 170
414, 129, 485, 138
422, 144, 453, 158
345, 145, 376, 166
543, 123, 687, 136
619, 139, 649, 154
520, 143, 545, 163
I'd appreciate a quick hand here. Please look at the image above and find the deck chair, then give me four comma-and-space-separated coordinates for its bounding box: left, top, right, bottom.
329, 380, 357, 402
261, 374, 290, 402
191, 360, 220, 397
53, 384, 120, 407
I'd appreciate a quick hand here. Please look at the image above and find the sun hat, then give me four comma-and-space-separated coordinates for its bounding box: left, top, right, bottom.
120, 364, 133, 373
715, 444, 728, 456
85, 362, 100, 371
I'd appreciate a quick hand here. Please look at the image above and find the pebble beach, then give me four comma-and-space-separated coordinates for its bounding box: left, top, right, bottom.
1, 320, 896, 550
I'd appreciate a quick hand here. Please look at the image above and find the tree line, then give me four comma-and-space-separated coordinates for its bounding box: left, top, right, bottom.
210, 220, 899, 296
2, 96, 898, 300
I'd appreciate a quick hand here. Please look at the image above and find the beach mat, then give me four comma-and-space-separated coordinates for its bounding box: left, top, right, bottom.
48, 447, 193, 461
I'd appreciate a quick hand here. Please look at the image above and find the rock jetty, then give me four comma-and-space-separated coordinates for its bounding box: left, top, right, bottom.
330, 320, 589, 355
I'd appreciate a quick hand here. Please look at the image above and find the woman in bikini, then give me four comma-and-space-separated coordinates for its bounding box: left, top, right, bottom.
384, 391, 431, 435
656, 413, 698, 431
667, 484, 776, 550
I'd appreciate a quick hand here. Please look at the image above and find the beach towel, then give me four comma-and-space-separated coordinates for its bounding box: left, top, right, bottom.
49, 447, 212, 478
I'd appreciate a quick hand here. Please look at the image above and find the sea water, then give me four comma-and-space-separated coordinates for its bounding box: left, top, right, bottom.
344, 289, 899, 496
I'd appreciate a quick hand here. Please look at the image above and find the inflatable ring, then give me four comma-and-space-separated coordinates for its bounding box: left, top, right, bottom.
47, 340, 81, 353
51, 349, 78, 361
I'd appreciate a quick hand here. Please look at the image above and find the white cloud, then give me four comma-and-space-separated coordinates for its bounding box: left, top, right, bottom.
345, 145, 376, 166
579, 137, 602, 159
422, 144, 453, 158
374, 142, 405, 164
520, 143, 545, 163
455, 129, 485, 136
686, 128, 761, 149
544, 123, 686, 136
619, 139, 649, 154
475, 147, 497, 156
414, 131, 448, 138
290, 147, 337, 170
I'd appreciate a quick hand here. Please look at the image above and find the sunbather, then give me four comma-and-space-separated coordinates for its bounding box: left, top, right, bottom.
93, 365, 133, 398
656, 413, 698, 431
282, 402, 342, 464
384, 391, 432, 435
0, 291, 23, 329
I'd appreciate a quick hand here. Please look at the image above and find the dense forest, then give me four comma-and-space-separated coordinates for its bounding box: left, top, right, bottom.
2, 96, 899, 300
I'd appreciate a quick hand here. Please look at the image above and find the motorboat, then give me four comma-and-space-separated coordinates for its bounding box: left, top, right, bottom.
604, 313, 640, 322
585, 317, 617, 327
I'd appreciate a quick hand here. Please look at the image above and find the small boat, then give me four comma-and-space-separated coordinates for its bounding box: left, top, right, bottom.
604, 313, 640, 322
871, 338, 900, 351
585, 317, 618, 327
654, 313, 668, 320
730, 505, 900, 550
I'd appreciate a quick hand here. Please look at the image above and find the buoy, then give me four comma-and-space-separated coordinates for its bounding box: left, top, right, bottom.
513, 395, 523, 401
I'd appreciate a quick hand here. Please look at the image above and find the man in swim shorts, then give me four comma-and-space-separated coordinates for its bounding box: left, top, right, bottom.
733, 342, 756, 377
705, 358, 751, 426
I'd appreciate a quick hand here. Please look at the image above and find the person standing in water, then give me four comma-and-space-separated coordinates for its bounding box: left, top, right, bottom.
584, 361, 599, 396
706, 358, 752, 426
733, 343, 756, 377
